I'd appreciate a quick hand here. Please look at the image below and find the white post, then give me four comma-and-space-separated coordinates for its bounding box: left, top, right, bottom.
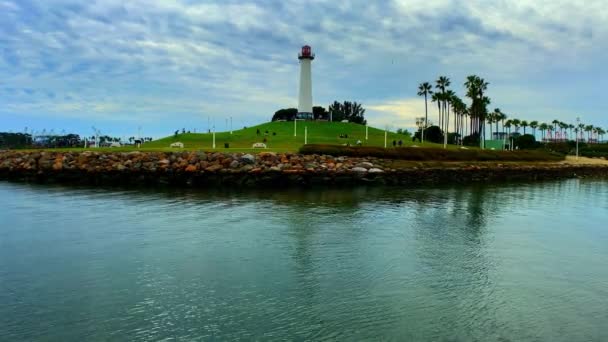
305, 126, 308, 145
422, 119, 425, 144
212, 131, 216, 149
294, 119, 297, 137
230, 117, 233, 134
366, 125, 368, 140
384, 130, 387, 148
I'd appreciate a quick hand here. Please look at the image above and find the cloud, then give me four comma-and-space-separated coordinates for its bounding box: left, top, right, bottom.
367, 98, 428, 130
0, 0, 607, 136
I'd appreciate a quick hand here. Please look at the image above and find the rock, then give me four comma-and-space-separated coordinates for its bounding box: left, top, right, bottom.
230, 160, 240, 168
205, 164, 223, 172
351, 167, 368, 173
240, 164, 254, 172
369, 168, 384, 173
355, 162, 374, 169
185, 164, 198, 172
269, 166, 281, 172
240, 154, 256, 164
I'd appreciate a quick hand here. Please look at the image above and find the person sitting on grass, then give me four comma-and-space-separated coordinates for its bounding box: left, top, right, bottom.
392, 140, 397, 147
398, 140, 403, 147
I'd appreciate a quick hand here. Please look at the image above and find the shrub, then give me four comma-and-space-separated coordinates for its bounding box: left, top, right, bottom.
413, 126, 443, 144
514, 134, 538, 150
579, 143, 608, 158
299, 144, 564, 162
463, 134, 480, 147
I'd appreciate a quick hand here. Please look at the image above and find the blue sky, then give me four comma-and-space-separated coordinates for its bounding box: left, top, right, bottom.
1, 0, 607, 138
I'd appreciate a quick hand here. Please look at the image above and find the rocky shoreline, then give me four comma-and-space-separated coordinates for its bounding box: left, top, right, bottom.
1, 151, 607, 187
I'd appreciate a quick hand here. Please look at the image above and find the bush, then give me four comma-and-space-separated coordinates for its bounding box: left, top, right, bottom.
514, 134, 539, 150
413, 126, 443, 144
299, 144, 564, 162
579, 143, 608, 158
463, 134, 480, 147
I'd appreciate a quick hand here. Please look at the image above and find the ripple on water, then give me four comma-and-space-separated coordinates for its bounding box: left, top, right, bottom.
1, 180, 608, 341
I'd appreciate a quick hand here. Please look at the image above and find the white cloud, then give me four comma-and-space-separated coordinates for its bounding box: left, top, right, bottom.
1, 0, 607, 135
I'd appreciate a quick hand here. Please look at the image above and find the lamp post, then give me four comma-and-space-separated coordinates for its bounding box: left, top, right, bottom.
576, 117, 580, 160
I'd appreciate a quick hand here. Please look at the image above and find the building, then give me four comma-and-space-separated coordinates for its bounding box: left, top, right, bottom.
297, 45, 314, 120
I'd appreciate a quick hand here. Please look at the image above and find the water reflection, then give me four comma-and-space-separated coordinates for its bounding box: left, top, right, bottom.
1, 180, 608, 341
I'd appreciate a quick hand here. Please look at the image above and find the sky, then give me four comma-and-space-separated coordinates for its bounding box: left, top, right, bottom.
1, 0, 607, 138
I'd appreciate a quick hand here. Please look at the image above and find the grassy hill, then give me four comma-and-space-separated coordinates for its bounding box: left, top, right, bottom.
144, 121, 433, 152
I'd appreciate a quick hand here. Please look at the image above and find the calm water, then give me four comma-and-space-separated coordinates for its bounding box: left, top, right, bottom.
1, 180, 607, 341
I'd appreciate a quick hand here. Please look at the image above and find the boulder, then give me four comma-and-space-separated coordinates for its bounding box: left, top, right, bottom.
240, 154, 256, 164
369, 168, 384, 173
205, 164, 223, 172
351, 167, 368, 173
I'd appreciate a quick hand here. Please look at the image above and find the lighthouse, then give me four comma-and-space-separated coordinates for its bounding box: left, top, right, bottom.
297, 45, 315, 120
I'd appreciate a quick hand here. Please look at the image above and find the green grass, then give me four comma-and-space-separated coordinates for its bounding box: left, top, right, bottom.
142, 121, 437, 152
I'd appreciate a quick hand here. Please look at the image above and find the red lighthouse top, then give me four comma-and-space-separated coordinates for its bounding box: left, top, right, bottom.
298, 45, 315, 60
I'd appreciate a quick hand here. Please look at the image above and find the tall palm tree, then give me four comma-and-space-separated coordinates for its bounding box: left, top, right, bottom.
431, 93, 441, 128
444, 90, 456, 147
504, 120, 512, 136
492, 108, 503, 139
435, 76, 451, 135
512, 119, 521, 133
417, 82, 433, 143
539, 123, 548, 141
585, 125, 594, 142
529, 121, 539, 138
464, 75, 489, 147
521, 120, 529, 135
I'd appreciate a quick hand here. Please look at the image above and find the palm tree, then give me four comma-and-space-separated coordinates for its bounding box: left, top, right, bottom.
435, 76, 451, 138
444, 89, 456, 147
504, 120, 512, 136
521, 120, 529, 135
539, 123, 548, 141
492, 108, 503, 139
585, 125, 594, 142
512, 119, 521, 133
577, 123, 585, 142
417, 82, 433, 143
431, 93, 441, 129
464, 75, 489, 147
529, 121, 539, 139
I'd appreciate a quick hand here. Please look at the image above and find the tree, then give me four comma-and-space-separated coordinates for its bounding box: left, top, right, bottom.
413, 125, 443, 144
539, 123, 548, 141
272, 108, 298, 121
435, 76, 451, 140
464, 75, 490, 147
512, 119, 521, 133
417, 82, 433, 143
327, 101, 366, 124
529, 121, 539, 138
521, 120, 528, 135
313, 106, 328, 120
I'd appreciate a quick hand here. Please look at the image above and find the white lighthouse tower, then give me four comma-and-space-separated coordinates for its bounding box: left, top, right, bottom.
297, 45, 315, 120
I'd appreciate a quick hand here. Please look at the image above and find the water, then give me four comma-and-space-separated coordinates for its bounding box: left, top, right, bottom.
1, 180, 607, 341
